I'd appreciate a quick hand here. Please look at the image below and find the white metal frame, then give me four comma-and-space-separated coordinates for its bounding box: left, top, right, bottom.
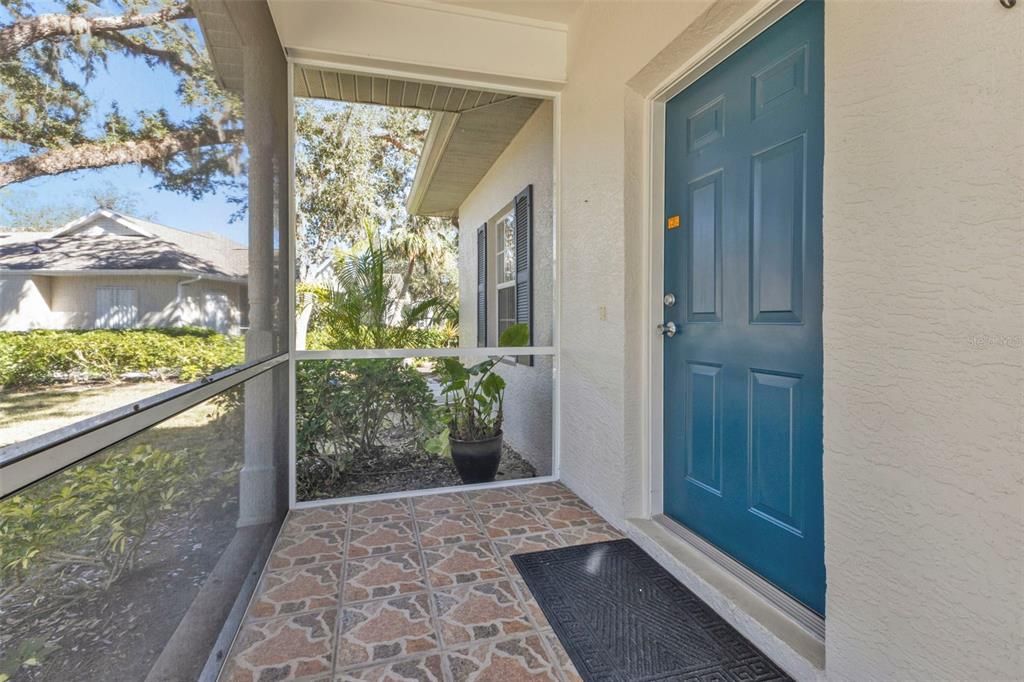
638, 0, 826, 635
0, 354, 287, 498
286, 60, 563, 509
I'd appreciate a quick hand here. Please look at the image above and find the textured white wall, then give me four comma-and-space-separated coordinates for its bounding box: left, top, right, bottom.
559, 0, 711, 524
0, 275, 52, 330
458, 101, 554, 474
821, 2, 1023, 679
564, 0, 1023, 678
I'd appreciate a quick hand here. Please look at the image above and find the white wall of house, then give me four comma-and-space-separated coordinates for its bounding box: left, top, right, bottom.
44, 275, 243, 333
0, 275, 52, 330
556, 0, 710, 531
820, 3, 1022, 679
66, 214, 143, 237
555, 1, 1022, 681
458, 101, 554, 474
270, 0, 1022, 677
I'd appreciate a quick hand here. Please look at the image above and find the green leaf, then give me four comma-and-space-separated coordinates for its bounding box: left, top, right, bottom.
498, 323, 529, 348
480, 372, 505, 398
438, 357, 469, 381
423, 427, 451, 457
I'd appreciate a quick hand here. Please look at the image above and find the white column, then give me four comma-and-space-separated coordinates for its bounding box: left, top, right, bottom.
237, 7, 283, 527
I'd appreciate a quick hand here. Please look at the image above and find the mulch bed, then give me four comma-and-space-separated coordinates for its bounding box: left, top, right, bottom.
299, 442, 538, 501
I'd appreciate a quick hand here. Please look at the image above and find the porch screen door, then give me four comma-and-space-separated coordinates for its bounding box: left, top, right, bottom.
662, 1, 825, 614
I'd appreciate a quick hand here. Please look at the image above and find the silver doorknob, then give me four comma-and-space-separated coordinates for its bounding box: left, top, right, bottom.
657, 321, 677, 338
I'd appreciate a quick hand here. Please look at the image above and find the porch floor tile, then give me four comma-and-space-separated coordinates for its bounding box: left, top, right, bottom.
225, 482, 619, 681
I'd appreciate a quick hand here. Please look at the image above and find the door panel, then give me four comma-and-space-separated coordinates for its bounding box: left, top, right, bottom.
688, 173, 722, 322
751, 137, 804, 323
663, 1, 824, 614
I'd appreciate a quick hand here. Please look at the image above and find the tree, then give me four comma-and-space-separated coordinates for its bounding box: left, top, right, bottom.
294, 99, 458, 348
0, 182, 153, 230
314, 225, 449, 350
0, 0, 243, 197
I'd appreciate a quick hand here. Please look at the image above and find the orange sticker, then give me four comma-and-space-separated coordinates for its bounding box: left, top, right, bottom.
667, 215, 681, 230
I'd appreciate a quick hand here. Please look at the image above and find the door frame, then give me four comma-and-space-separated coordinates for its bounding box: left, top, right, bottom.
638, 0, 826, 637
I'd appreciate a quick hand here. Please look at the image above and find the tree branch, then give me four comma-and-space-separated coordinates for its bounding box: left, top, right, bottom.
0, 127, 243, 188
0, 3, 194, 59
95, 29, 195, 75
373, 133, 419, 155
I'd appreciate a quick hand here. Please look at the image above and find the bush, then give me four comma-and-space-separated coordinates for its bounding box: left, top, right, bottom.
295, 359, 436, 498
0, 328, 245, 388
0, 443, 235, 592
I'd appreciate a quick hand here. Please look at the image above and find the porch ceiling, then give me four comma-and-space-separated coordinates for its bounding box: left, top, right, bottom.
408, 96, 542, 218
293, 66, 543, 221
294, 66, 519, 114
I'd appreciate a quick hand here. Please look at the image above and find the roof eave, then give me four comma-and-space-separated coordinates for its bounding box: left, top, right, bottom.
406, 111, 461, 218
0, 268, 247, 284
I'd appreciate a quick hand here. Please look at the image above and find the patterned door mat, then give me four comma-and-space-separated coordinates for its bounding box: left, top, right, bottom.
512, 539, 793, 681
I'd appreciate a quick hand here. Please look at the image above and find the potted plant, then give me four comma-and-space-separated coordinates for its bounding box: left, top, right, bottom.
426, 323, 529, 484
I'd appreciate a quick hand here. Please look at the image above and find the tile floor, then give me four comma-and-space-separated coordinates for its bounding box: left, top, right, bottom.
223, 482, 623, 682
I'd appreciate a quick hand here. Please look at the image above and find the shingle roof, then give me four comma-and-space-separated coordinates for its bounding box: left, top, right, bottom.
0, 212, 247, 279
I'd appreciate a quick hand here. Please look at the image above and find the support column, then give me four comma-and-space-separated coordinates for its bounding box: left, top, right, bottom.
237, 5, 284, 527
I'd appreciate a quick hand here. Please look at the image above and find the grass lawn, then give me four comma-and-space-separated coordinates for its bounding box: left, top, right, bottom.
0, 381, 192, 448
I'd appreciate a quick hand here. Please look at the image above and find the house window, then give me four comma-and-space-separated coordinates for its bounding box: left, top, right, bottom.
95, 287, 138, 329
476, 185, 533, 362
203, 291, 232, 333
494, 207, 517, 339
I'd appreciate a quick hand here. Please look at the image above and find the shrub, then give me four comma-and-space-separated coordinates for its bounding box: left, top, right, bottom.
295, 359, 435, 498
0, 442, 236, 593
0, 328, 245, 388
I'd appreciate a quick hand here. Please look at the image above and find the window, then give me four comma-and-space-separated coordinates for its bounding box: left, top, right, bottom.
477, 185, 533, 361
494, 207, 517, 338
96, 287, 138, 329
203, 291, 232, 333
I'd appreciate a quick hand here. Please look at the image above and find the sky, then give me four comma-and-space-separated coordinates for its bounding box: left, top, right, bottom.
0, 7, 248, 244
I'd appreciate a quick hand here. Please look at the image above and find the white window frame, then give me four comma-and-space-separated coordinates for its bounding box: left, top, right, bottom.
490, 202, 517, 344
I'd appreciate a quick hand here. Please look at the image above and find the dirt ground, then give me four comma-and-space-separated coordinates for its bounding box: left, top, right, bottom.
298, 440, 538, 502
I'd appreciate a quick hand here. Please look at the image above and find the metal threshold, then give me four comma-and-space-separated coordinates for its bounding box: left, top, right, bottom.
654, 514, 825, 641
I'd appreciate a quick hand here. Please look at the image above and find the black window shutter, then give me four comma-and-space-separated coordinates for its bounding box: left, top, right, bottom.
476, 223, 487, 347
514, 185, 533, 365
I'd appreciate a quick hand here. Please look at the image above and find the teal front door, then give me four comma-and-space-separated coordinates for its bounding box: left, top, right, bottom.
662, 1, 825, 614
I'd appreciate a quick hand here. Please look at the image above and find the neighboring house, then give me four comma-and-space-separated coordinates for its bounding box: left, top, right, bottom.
409, 98, 554, 474
0, 209, 248, 333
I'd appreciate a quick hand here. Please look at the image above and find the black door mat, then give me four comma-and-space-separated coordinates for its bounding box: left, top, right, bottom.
512, 539, 792, 681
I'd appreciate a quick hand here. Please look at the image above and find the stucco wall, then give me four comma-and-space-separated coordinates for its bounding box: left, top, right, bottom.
559, 0, 712, 525
47, 275, 242, 332
820, 2, 1022, 679
458, 101, 554, 474
0, 275, 52, 330
559, 0, 1022, 679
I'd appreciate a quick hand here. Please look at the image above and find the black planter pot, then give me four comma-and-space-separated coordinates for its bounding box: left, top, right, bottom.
450, 432, 503, 484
